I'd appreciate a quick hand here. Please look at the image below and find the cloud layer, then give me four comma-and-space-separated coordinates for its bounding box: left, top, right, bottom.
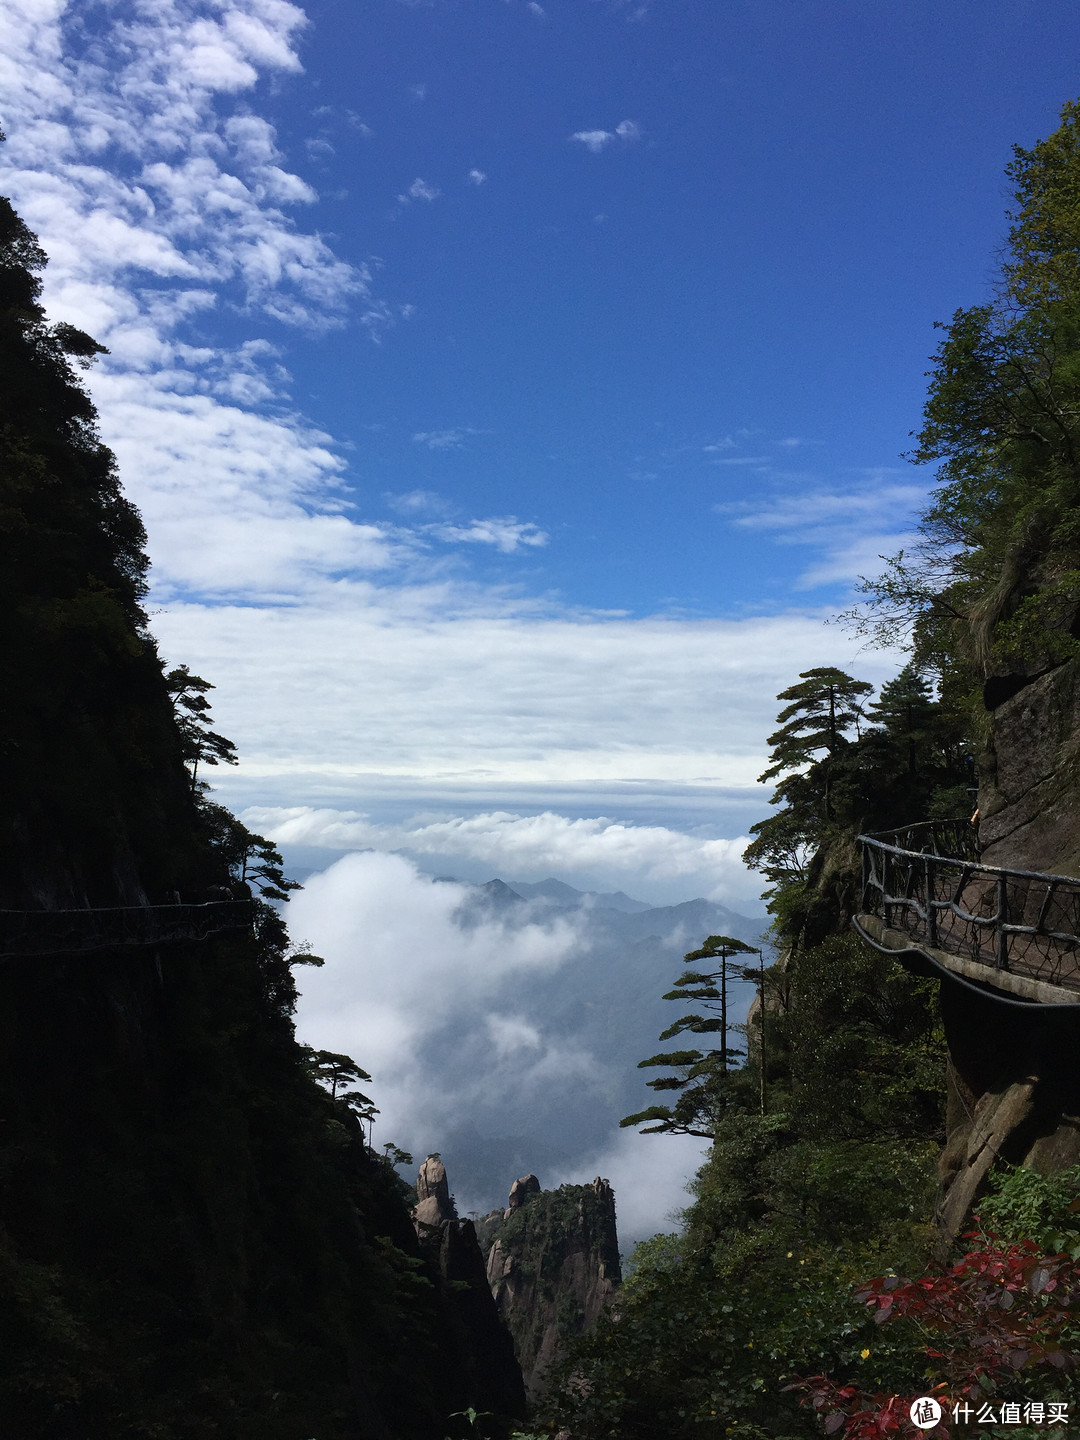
289, 849, 720, 1237
3, 3, 911, 899
247, 805, 757, 903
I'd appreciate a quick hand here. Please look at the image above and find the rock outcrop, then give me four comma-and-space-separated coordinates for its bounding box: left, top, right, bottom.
410, 1157, 527, 1418
978, 660, 1080, 877
483, 1175, 620, 1396
413, 1152, 456, 1231
506, 1171, 541, 1215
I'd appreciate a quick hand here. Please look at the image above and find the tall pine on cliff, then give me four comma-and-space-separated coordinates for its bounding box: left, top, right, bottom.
0, 193, 522, 1439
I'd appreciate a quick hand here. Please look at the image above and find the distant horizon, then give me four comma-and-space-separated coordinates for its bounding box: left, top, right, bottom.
275, 840, 772, 915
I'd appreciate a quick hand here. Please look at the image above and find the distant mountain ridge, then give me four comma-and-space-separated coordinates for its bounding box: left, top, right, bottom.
503, 877, 654, 913
421, 875, 768, 1214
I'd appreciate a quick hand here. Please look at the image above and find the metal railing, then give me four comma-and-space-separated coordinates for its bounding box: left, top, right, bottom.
0, 900, 254, 959
859, 822, 1080, 994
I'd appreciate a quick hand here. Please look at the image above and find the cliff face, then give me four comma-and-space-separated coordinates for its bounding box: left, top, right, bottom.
410, 1157, 526, 1419
979, 660, 1080, 877
482, 1175, 620, 1396
934, 657, 1080, 1243
0, 197, 526, 1439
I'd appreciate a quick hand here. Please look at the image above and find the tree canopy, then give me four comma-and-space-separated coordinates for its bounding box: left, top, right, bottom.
851, 98, 1080, 679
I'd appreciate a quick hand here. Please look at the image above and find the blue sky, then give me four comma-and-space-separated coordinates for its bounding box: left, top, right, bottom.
256, 0, 1080, 614
2, 0, 1078, 904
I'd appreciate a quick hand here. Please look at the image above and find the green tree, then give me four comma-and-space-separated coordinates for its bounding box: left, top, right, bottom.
622, 935, 759, 1139
301, 1046, 380, 1129
866, 664, 936, 775
760, 668, 874, 784
851, 99, 1080, 676
199, 800, 300, 901
165, 665, 239, 791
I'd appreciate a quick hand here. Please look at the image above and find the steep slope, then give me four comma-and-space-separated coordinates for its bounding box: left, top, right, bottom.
481, 1175, 621, 1396
0, 195, 522, 1440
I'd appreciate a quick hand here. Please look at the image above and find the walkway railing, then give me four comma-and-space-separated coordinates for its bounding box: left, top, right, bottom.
0, 900, 254, 959
859, 823, 1080, 995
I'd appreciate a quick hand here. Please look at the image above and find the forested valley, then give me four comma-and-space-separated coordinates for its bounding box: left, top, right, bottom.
6, 95, 1080, 1440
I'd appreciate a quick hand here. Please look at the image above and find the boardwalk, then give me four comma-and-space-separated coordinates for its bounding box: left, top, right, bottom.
856, 822, 1080, 1006
0, 900, 254, 960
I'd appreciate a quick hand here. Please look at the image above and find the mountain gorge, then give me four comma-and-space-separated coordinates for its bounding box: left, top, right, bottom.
289, 862, 766, 1220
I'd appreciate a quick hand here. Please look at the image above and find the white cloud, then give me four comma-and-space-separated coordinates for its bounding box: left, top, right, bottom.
430, 517, 547, 552
147, 599, 904, 850
0, 0, 415, 599
1, 1, 912, 911
0, 5, 561, 602
400, 176, 440, 203
571, 129, 615, 153
288, 850, 706, 1224
468, 168, 488, 185
486, 1013, 543, 1057
244, 806, 759, 904
717, 478, 928, 588
412, 426, 478, 449
384, 488, 450, 515
289, 849, 580, 1116
571, 120, 642, 152
527, 2, 547, 17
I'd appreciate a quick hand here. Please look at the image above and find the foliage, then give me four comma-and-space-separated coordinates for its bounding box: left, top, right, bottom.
541, 928, 945, 1440
0, 192, 525, 1438
790, 1234, 1080, 1438
197, 796, 301, 901
487, 1184, 621, 1389
978, 1166, 1080, 1260
744, 667, 972, 939
622, 934, 759, 1138
0, 192, 205, 906
165, 664, 239, 790
760, 668, 874, 785
847, 99, 1080, 678
543, 101, 1080, 1440
301, 1045, 380, 1127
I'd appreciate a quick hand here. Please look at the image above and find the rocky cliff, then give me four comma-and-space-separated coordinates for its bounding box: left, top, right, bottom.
410, 1157, 526, 1418
935, 657, 1080, 1243
479, 1174, 620, 1396
0, 194, 526, 1440
979, 660, 1080, 877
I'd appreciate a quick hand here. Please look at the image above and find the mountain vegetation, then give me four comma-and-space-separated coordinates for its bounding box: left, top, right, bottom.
0, 191, 524, 1438
535, 98, 1080, 1440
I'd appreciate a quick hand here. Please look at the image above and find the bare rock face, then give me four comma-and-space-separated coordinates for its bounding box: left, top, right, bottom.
485, 1174, 620, 1397
410, 1157, 526, 1417
505, 1172, 541, 1216
932, 661, 1080, 1246
978, 660, 1080, 876
413, 1154, 456, 1233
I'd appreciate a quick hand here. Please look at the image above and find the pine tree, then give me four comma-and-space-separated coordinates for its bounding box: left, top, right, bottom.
621, 935, 758, 1139
760, 668, 874, 784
